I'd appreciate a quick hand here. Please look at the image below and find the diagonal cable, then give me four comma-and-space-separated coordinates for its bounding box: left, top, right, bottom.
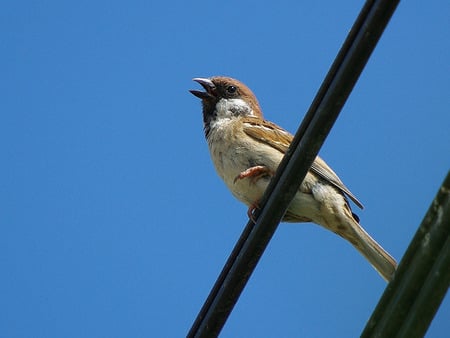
361, 171, 450, 338
188, 0, 400, 337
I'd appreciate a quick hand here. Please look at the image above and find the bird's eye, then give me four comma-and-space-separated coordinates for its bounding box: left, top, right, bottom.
226, 85, 237, 94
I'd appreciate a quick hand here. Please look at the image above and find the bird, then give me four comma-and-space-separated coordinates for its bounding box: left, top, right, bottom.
190, 76, 397, 281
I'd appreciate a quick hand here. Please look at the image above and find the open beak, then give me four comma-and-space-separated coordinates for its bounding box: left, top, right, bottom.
190, 78, 217, 99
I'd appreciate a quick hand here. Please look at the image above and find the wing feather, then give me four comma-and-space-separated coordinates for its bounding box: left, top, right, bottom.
310, 157, 364, 209
242, 117, 364, 209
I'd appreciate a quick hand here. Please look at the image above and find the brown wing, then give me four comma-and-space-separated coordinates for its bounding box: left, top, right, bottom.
242, 117, 364, 209
242, 118, 292, 153
310, 157, 364, 209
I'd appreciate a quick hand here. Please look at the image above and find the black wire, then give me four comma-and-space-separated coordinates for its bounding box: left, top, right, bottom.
188, 0, 400, 337
361, 172, 450, 338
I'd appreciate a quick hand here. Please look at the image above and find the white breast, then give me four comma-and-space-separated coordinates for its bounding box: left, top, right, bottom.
206, 117, 279, 206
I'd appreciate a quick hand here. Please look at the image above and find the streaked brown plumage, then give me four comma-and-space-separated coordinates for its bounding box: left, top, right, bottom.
190, 76, 397, 281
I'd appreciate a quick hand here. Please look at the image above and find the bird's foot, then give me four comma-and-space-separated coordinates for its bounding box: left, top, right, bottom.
247, 202, 260, 223
233, 165, 274, 184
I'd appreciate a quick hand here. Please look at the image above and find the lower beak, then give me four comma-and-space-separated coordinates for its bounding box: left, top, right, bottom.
190, 78, 216, 99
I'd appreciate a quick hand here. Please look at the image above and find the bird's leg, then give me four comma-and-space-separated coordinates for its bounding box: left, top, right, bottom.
233, 165, 274, 184
234, 166, 274, 223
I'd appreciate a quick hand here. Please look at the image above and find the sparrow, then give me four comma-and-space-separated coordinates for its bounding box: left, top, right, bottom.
190, 76, 397, 281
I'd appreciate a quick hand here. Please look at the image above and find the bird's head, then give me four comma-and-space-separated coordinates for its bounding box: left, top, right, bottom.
190, 76, 263, 136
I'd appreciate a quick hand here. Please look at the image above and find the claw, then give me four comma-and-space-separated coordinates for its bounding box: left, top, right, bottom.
247, 202, 260, 223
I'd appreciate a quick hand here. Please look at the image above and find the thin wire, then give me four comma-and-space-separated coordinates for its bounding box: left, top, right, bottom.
188, 0, 400, 336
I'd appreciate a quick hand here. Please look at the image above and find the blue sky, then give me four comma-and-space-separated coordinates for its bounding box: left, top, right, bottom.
1, 1, 449, 337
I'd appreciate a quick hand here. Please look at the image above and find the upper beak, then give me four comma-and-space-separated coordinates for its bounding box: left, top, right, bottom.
190, 78, 217, 99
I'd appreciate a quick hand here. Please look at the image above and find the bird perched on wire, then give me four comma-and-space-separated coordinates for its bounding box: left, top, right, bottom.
190, 76, 397, 281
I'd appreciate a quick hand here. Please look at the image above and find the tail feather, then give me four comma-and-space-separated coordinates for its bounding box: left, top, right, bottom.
342, 218, 397, 281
